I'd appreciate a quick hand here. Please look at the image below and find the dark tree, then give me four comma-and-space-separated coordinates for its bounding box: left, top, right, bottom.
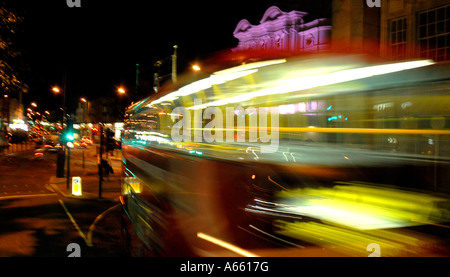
0, 1, 28, 98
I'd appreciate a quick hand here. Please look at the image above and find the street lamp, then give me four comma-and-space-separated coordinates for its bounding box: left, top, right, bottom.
52, 86, 65, 125
27, 103, 41, 123
192, 65, 201, 71
80, 97, 90, 124
172, 45, 178, 84
117, 87, 126, 94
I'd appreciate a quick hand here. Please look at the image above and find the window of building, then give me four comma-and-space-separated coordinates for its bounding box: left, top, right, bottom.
390, 17, 407, 60
418, 5, 450, 61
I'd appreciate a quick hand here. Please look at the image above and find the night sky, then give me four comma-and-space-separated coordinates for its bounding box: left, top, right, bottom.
5, 0, 332, 116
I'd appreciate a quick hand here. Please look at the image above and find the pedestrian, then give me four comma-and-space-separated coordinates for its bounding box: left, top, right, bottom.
107, 156, 114, 175
101, 158, 112, 181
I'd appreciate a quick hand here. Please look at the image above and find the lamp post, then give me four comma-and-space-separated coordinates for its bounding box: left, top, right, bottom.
27, 102, 39, 123
52, 86, 66, 125
153, 45, 179, 93
172, 45, 178, 84
80, 98, 90, 140
80, 97, 90, 124
52, 85, 68, 180
117, 87, 127, 118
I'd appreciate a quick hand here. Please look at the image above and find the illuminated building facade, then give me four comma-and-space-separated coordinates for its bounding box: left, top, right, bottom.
233, 6, 332, 52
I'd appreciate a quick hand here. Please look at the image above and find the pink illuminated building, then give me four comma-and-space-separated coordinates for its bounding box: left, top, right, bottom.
233, 6, 332, 52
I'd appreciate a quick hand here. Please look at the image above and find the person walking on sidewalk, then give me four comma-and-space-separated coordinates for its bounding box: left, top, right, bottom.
100, 157, 114, 181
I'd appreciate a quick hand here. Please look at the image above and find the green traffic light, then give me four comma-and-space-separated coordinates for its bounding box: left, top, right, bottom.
66, 134, 74, 141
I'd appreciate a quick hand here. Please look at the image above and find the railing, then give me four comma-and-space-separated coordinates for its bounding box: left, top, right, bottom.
0, 141, 38, 156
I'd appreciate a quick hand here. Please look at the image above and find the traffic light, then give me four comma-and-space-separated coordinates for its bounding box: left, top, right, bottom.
105, 128, 115, 152
62, 118, 75, 145
66, 133, 75, 141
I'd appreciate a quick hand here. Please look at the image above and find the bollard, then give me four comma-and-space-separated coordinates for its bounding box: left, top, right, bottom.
56, 150, 65, 177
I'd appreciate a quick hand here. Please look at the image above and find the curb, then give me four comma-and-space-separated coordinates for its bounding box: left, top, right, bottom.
47, 145, 123, 202
49, 175, 122, 202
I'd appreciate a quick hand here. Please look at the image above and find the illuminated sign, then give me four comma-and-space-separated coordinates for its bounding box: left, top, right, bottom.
122, 177, 142, 195
72, 177, 82, 196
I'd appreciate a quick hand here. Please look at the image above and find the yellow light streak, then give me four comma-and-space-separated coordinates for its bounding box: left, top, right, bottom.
277, 127, 450, 135
196, 127, 450, 136
197, 232, 259, 257
187, 59, 434, 110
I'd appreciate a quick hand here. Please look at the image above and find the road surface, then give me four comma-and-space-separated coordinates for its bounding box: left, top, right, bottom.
0, 147, 126, 257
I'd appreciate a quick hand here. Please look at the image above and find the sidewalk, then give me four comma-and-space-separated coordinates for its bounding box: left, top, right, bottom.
47, 145, 128, 256
49, 145, 123, 201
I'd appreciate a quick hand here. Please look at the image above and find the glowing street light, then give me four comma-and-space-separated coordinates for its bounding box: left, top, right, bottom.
52, 86, 61, 93
31, 102, 37, 107
192, 65, 201, 71
52, 85, 65, 124
118, 87, 126, 94
80, 97, 90, 123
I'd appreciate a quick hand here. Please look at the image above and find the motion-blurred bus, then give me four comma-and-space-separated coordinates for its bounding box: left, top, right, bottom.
120, 51, 450, 257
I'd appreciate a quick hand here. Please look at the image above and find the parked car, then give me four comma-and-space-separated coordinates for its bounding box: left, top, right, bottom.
73, 140, 88, 148
82, 136, 93, 145
34, 148, 45, 159
44, 141, 62, 152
